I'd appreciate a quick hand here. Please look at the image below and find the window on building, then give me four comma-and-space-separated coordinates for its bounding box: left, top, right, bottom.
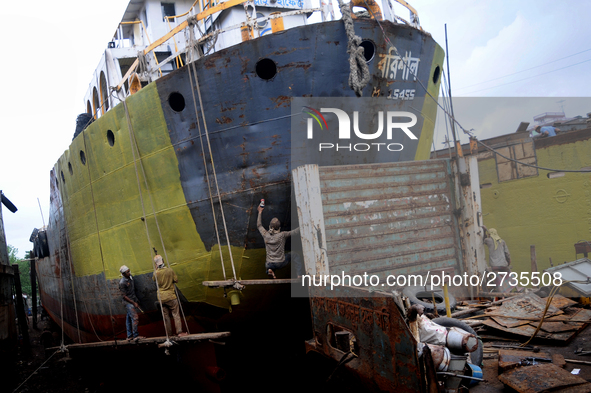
162, 3, 176, 22
494, 141, 538, 182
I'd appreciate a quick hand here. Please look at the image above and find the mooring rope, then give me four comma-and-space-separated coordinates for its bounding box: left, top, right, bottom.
122, 98, 172, 340
122, 100, 191, 335
186, 59, 231, 283
11, 350, 58, 393
188, 60, 239, 282
137, 50, 149, 79
337, 0, 370, 96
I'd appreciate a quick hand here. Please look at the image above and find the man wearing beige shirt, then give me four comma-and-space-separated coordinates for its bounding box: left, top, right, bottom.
152, 255, 187, 337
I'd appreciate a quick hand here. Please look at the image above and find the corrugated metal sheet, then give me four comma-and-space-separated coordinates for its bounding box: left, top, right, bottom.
314, 159, 463, 280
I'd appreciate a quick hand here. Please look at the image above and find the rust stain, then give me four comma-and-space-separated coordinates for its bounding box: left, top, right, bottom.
240, 56, 250, 74
271, 48, 297, 56
220, 104, 237, 112
251, 168, 262, 179
215, 116, 233, 124
270, 96, 291, 108
277, 62, 312, 72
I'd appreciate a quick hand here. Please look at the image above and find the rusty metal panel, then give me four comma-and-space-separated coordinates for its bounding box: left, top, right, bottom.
498, 363, 591, 393
316, 159, 463, 280
308, 286, 422, 392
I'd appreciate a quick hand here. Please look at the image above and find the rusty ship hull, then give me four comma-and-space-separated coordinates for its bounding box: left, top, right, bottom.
32, 15, 444, 386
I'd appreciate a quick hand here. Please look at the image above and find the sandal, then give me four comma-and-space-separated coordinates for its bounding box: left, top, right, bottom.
267, 269, 276, 279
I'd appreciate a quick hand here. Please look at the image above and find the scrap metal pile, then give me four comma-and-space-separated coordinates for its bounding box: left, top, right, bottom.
404, 287, 591, 393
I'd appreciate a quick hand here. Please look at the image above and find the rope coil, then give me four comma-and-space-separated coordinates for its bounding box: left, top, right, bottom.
338, 0, 370, 97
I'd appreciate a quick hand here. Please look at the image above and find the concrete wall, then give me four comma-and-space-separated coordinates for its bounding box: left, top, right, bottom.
477, 130, 591, 276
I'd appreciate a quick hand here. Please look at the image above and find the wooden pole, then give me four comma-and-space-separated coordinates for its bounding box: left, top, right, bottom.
531, 245, 538, 289
12, 264, 31, 355
443, 284, 452, 317
30, 255, 37, 330
450, 294, 521, 318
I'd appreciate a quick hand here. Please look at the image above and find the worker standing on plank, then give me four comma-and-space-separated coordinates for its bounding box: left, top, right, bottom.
119, 265, 145, 341
257, 203, 302, 279
152, 255, 187, 337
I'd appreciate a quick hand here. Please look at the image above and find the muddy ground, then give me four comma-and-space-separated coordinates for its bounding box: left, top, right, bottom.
10, 309, 591, 393
8, 314, 364, 393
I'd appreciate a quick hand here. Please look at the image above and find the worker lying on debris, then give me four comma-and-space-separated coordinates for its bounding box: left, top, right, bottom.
119, 265, 145, 341
482, 226, 517, 293
530, 125, 560, 138
257, 204, 302, 279
152, 255, 187, 337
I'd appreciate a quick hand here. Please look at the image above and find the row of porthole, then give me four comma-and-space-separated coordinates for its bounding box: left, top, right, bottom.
167, 41, 377, 113
167, 40, 441, 113
58, 130, 116, 186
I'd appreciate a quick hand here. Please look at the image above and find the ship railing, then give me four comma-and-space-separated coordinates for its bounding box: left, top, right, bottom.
114, 0, 421, 97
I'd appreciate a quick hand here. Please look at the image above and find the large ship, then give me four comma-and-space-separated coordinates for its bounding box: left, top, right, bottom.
31, 0, 444, 387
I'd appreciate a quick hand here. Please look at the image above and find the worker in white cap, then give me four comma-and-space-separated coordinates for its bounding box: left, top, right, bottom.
119, 265, 144, 341
152, 255, 187, 337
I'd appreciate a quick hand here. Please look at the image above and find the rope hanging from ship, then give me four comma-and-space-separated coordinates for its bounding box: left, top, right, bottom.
137, 50, 150, 82
337, 0, 370, 97
186, 53, 242, 292
126, 108, 192, 335
187, 15, 219, 60
122, 98, 191, 341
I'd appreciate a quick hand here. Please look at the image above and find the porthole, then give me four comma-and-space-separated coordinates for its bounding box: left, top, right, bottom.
359, 40, 375, 62
107, 130, 115, 146
433, 65, 441, 84
68, 162, 73, 175
80, 150, 86, 165
255, 12, 267, 29
169, 92, 185, 112
61, 171, 65, 183
55, 177, 59, 189
255, 58, 277, 80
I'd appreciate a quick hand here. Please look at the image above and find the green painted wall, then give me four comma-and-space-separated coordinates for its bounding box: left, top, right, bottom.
478, 136, 591, 276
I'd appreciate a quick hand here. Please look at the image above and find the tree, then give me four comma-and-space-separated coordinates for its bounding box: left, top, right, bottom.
8, 244, 33, 296
7, 244, 18, 265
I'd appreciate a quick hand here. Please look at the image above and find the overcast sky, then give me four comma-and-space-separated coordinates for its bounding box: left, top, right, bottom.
1, 0, 590, 257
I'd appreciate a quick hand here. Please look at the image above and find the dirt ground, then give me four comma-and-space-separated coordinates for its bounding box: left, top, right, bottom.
10, 306, 591, 393
9, 316, 199, 393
